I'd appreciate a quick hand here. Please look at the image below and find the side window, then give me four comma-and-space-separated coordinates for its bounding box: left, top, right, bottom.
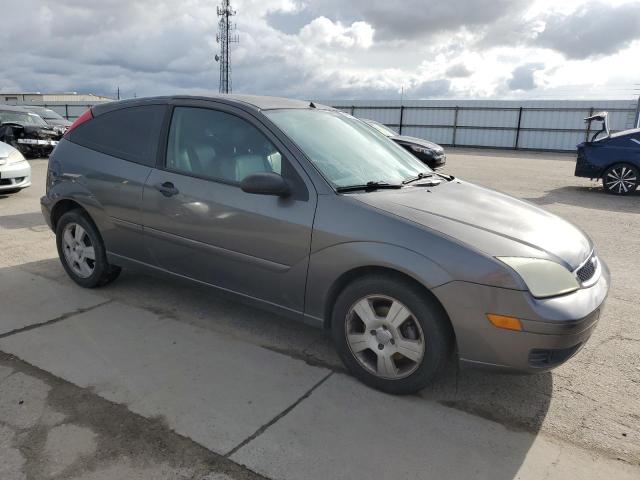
68, 105, 165, 166
166, 107, 284, 183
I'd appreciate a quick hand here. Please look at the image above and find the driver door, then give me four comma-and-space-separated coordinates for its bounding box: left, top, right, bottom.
141, 102, 317, 315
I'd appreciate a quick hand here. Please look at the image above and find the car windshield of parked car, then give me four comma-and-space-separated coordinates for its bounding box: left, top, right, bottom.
0, 111, 48, 127
265, 109, 431, 188
366, 120, 397, 138
40, 109, 65, 120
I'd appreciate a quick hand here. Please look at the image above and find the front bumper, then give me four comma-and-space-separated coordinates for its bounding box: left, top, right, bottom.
17, 138, 59, 147
15, 138, 58, 157
433, 259, 610, 372
0, 160, 31, 191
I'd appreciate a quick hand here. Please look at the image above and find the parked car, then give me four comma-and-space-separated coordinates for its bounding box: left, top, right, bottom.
0, 141, 31, 194
0, 105, 62, 157
41, 95, 609, 394
22, 106, 72, 135
362, 118, 446, 169
575, 112, 640, 195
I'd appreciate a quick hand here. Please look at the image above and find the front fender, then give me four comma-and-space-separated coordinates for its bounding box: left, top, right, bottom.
303, 241, 453, 324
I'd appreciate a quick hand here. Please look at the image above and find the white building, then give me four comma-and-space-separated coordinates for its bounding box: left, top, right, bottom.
0, 92, 113, 104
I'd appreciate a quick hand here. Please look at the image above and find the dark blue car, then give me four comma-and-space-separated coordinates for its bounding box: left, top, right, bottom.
575, 112, 640, 195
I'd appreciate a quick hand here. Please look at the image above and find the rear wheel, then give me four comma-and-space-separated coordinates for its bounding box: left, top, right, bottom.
331, 275, 453, 394
602, 163, 638, 195
56, 210, 121, 288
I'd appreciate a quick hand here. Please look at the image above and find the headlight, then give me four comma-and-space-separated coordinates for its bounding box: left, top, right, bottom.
7, 149, 26, 165
498, 257, 579, 298
410, 145, 434, 155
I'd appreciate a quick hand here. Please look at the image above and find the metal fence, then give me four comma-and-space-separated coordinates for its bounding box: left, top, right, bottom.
4, 97, 639, 152
319, 99, 640, 152
21, 101, 104, 121
0, 101, 108, 122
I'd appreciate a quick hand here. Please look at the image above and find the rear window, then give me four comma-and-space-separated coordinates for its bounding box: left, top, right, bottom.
68, 105, 166, 166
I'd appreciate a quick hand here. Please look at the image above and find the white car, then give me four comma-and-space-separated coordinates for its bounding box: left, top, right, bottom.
0, 141, 31, 194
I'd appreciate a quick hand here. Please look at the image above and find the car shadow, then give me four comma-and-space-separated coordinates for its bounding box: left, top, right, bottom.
12, 257, 552, 479
448, 147, 575, 162
0, 211, 48, 230
523, 185, 640, 214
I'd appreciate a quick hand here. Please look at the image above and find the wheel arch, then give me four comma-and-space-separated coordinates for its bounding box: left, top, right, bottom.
600, 161, 639, 177
322, 266, 455, 347
50, 198, 92, 230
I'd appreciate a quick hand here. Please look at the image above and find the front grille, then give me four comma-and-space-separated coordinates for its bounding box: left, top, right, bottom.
528, 343, 583, 368
576, 254, 598, 284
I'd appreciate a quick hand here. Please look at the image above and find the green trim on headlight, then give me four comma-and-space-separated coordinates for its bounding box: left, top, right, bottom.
498, 257, 579, 298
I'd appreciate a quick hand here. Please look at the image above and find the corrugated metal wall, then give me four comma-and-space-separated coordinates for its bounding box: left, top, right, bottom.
317, 99, 640, 151
10, 101, 108, 121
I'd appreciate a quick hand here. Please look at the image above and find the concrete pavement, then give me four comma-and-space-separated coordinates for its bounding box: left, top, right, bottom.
1, 152, 638, 479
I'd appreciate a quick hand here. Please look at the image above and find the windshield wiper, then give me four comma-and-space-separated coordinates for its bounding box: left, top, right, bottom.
336, 181, 403, 193
402, 172, 436, 185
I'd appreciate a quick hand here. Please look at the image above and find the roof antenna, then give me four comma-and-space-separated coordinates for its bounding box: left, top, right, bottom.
309, 101, 317, 108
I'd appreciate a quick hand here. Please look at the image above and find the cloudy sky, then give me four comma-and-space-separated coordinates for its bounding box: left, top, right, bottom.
1, 0, 639, 100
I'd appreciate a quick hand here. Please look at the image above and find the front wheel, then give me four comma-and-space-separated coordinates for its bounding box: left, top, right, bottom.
331, 275, 453, 394
56, 210, 121, 288
602, 164, 639, 195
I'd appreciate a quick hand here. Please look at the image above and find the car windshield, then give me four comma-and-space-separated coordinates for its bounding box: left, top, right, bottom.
365, 120, 397, 138
265, 109, 431, 188
0, 110, 48, 127
40, 109, 65, 120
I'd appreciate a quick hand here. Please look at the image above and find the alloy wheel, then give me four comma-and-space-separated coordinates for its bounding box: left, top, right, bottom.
345, 295, 425, 379
604, 166, 637, 194
61, 223, 96, 278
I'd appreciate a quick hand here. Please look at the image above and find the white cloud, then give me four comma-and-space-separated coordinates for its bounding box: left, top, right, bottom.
299, 17, 374, 49
0, 0, 637, 100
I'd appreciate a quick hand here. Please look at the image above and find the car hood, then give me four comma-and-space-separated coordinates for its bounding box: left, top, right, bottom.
46, 119, 72, 127
351, 179, 592, 270
391, 135, 443, 152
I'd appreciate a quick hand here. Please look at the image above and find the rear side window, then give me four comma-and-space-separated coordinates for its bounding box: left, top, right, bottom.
68, 105, 166, 166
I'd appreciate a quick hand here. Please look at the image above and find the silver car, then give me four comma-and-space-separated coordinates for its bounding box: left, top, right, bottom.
41, 95, 609, 394
0, 141, 31, 194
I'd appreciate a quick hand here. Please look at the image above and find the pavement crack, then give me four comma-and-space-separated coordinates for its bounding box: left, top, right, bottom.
225, 371, 334, 458
260, 344, 345, 373
0, 299, 112, 340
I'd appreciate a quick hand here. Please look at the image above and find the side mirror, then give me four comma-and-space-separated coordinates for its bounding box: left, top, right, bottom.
240, 172, 291, 197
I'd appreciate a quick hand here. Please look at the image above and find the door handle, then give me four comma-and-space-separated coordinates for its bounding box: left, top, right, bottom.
155, 181, 179, 197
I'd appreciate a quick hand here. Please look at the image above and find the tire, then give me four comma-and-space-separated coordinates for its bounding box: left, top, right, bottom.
0, 188, 22, 195
331, 275, 453, 394
602, 163, 639, 195
55, 210, 121, 288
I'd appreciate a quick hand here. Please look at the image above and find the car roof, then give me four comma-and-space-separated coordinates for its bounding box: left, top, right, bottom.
22, 106, 49, 112
92, 95, 333, 116
0, 104, 32, 113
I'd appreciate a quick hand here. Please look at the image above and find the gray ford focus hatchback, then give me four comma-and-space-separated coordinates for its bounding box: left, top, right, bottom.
41, 95, 609, 394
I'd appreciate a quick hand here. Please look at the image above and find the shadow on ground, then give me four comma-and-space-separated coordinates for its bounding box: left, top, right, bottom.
0, 211, 48, 229
11, 257, 553, 479
524, 185, 640, 213
449, 147, 574, 162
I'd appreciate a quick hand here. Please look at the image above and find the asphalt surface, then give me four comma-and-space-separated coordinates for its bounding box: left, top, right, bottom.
0, 149, 638, 479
